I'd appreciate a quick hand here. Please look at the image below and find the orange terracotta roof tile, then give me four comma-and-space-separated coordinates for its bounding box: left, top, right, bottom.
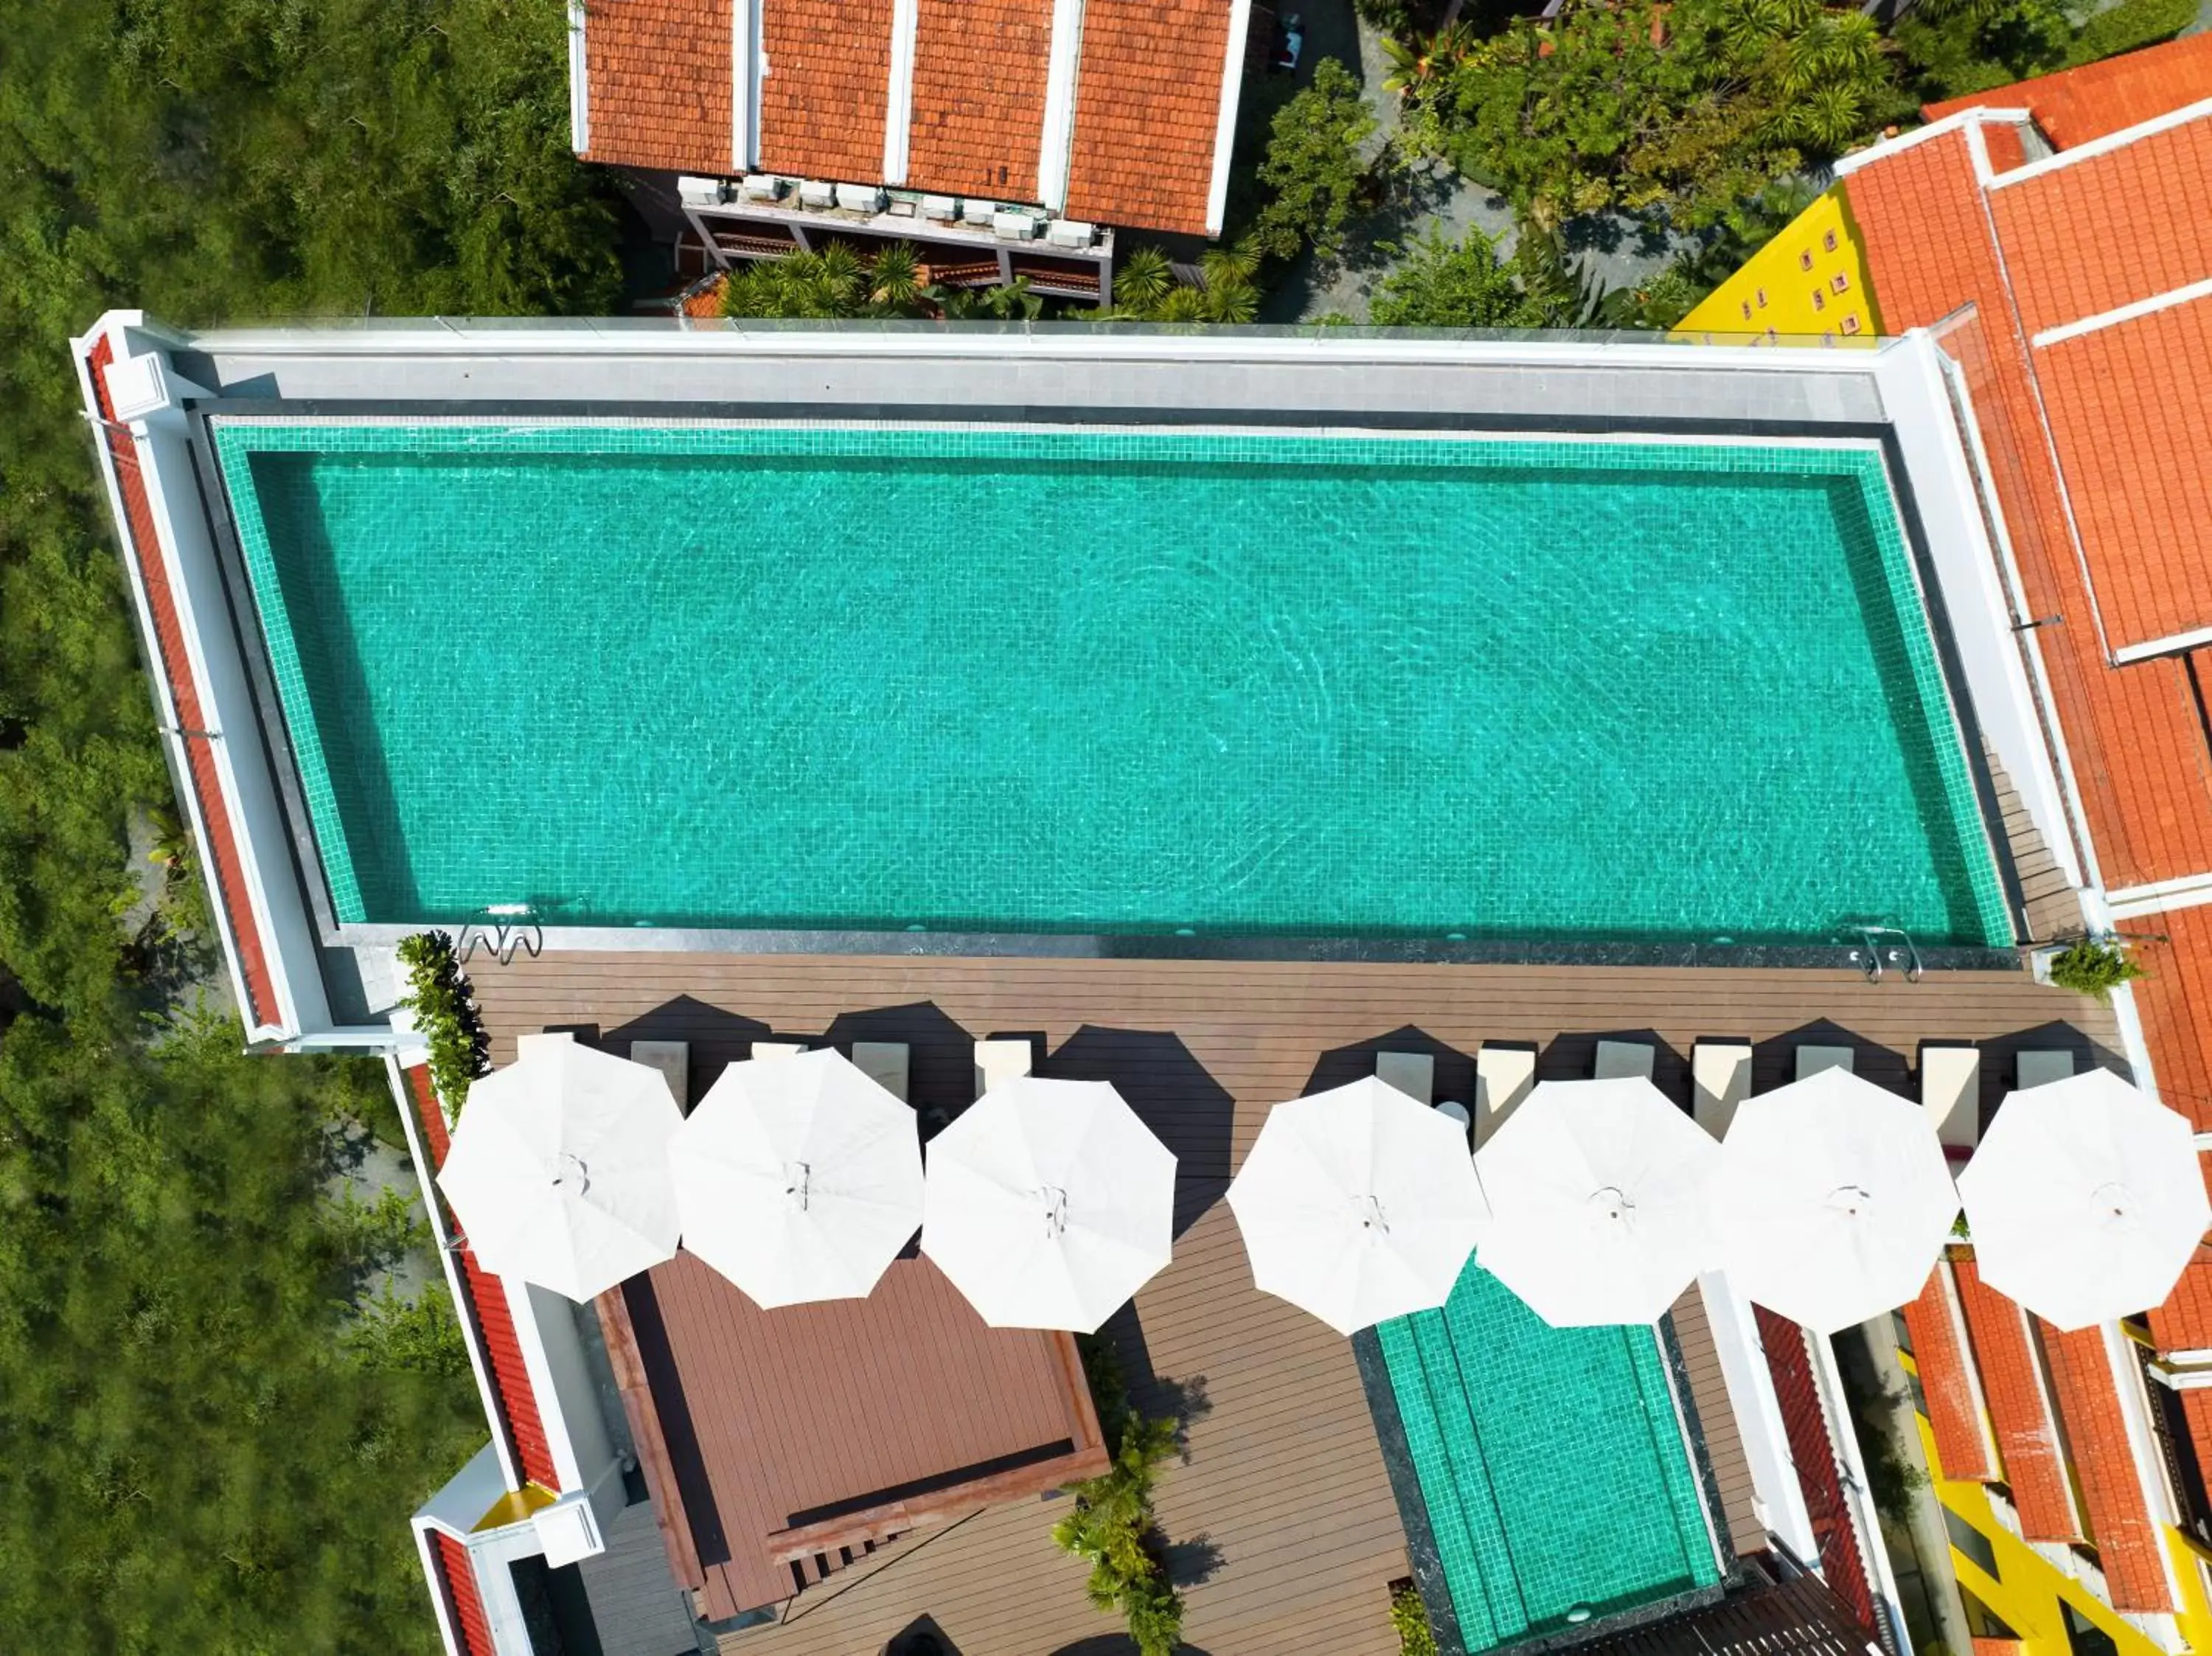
2038, 1320, 2175, 1610
906, 0, 1051, 202
1990, 119, 2212, 336
1065, 0, 1236, 235
1904, 1264, 1997, 1480
2148, 1253, 2212, 1351
1924, 32, 2212, 148
2128, 908, 2212, 1130
2033, 297, 2212, 656
758, 0, 893, 184
1953, 1259, 2082, 1540
1843, 122, 2212, 892
86, 338, 279, 1029
582, 0, 734, 175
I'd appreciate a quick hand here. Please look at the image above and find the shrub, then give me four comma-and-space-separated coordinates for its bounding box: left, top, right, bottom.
1251, 58, 1379, 265
2066, 0, 2195, 66
2045, 938, 2146, 1000
1392, 1582, 1441, 1656
397, 931, 489, 1113
1062, 1334, 1185, 1655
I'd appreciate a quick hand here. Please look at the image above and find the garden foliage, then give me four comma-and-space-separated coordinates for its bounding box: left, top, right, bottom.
0, 2, 620, 1646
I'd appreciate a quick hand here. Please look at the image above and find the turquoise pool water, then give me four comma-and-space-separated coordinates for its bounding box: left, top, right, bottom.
1377, 1260, 1722, 1650
212, 421, 2010, 942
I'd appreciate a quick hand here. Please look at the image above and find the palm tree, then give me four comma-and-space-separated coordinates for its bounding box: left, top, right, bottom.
1113, 246, 1176, 313
869, 241, 922, 310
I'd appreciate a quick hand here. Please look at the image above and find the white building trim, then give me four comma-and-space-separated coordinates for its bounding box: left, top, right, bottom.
2109, 871, 2212, 921
883, 0, 919, 186
1036, 0, 1087, 212
2034, 275, 2212, 349
567, 1, 589, 155
730, 0, 766, 173
1205, 0, 1255, 238
1833, 106, 2034, 179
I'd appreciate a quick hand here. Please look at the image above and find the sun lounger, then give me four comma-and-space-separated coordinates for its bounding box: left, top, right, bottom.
2015, 1048, 2075, 1090
1595, 1040, 1655, 1081
852, 1041, 911, 1104
751, 1040, 807, 1061
974, 1039, 1033, 1096
1691, 1040, 1753, 1138
1474, 1044, 1537, 1147
629, 1040, 691, 1110
1797, 1045, 1855, 1079
1921, 1044, 1980, 1155
1377, 1050, 1436, 1104
516, 1030, 574, 1060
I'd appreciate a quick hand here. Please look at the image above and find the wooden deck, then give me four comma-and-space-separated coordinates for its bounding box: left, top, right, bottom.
1667, 1285, 1765, 1558
465, 950, 2124, 1656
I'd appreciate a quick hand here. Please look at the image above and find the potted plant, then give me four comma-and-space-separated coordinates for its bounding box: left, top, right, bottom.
2032, 935, 2146, 999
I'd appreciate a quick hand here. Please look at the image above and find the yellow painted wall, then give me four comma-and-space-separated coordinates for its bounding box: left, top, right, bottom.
1897, 1346, 2183, 1656
1676, 191, 1880, 344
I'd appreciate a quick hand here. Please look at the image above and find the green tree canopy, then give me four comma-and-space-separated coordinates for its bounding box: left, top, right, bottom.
0, 2, 622, 1646
1399, 0, 1910, 229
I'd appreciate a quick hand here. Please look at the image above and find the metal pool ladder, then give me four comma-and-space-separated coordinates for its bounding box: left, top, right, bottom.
1849, 925, 1923, 984
458, 905, 543, 967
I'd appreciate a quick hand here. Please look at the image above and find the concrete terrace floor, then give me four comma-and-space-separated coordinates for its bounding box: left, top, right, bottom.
463, 950, 2122, 1656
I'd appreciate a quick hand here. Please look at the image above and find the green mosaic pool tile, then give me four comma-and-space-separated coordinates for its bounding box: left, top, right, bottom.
1379, 1260, 1722, 1652
206, 419, 2010, 943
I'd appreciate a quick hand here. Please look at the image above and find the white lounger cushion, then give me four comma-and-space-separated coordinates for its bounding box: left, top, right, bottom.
851, 1041, 911, 1104
629, 1040, 692, 1110
1377, 1050, 1436, 1105
1595, 1040, 1655, 1081
751, 1040, 807, 1061
1692, 1042, 1753, 1138
1921, 1046, 1980, 1149
1474, 1046, 1537, 1146
1797, 1045, 1855, 1079
974, 1039, 1033, 1096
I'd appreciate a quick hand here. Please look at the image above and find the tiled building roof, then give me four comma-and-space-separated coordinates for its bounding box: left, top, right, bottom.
404, 1064, 561, 1493
2037, 1321, 2174, 1610
906, 0, 1054, 203
577, 0, 1245, 235
580, 0, 734, 174
1923, 32, 2212, 147
1902, 1265, 1996, 1480
83, 337, 279, 1031
1841, 97, 2212, 1051
1951, 1259, 2081, 1541
757, 0, 894, 185
1843, 77, 2212, 1627
1062, 0, 1235, 235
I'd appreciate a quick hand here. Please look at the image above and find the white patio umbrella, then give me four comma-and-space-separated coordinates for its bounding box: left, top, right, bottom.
1227, 1076, 1490, 1337
1713, 1065, 1958, 1335
1475, 1076, 1719, 1328
437, 1041, 683, 1302
672, 1048, 925, 1309
922, 1076, 1175, 1332
1959, 1068, 2208, 1331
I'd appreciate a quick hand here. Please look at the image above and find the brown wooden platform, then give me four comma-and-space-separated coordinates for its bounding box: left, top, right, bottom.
465, 950, 2121, 1655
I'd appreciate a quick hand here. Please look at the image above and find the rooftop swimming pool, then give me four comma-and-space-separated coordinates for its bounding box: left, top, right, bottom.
212, 420, 2010, 945
1376, 1261, 1722, 1650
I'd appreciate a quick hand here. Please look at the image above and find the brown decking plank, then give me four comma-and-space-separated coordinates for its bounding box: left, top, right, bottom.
479, 948, 2116, 1655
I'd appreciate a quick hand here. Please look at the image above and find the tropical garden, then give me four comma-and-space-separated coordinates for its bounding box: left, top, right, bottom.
0, 1, 622, 1647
